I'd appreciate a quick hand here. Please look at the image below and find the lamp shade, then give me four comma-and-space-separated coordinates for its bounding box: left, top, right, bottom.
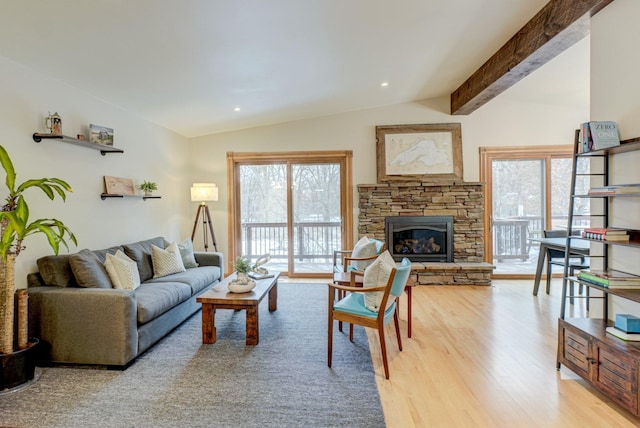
190, 183, 218, 202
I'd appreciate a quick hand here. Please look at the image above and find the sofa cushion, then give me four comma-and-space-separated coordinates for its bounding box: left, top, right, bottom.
151, 242, 186, 278
177, 238, 199, 268
105, 251, 141, 290
36, 254, 76, 287
134, 281, 192, 324
69, 247, 122, 289
145, 266, 221, 294
122, 237, 165, 283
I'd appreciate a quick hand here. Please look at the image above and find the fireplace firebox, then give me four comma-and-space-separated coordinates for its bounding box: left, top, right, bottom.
385, 216, 454, 262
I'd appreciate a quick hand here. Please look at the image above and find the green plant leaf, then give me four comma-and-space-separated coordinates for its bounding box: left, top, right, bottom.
47, 177, 73, 192
0, 147, 76, 260
0, 145, 16, 193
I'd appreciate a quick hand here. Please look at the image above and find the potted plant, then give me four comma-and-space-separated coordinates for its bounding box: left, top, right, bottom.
0, 145, 76, 391
233, 256, 253, 284
138, 181, 157, 196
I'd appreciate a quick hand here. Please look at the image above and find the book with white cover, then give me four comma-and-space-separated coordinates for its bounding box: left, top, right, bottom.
606, 326, 640, 341
589, 121, 620, 150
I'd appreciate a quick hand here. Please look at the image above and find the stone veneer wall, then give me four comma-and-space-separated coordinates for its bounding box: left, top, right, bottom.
357, 182, 485, 263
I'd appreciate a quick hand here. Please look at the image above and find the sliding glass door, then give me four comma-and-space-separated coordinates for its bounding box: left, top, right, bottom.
228, 151, 352, 278
481, 145, 588, 277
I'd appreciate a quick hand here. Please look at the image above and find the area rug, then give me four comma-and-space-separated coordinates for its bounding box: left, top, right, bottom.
0, 283, 385, 427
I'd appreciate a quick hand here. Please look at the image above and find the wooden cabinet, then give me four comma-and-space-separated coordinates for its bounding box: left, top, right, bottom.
559, 318, 640, 415
558, 134, 640, 416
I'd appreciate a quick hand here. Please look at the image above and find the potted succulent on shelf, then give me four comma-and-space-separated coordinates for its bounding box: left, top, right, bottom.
138, 181, 157, 196
0, 145, 76, 391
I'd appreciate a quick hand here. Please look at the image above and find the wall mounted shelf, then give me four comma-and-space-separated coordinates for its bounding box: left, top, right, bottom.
100, 194, 161, 201
33, 133, 124, 155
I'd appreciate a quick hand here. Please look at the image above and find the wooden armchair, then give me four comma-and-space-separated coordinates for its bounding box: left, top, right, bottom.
328, 255, 411, 379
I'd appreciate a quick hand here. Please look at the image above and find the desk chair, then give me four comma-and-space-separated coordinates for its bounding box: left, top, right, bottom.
544, 230, 590, 307
328, 255, 411, 379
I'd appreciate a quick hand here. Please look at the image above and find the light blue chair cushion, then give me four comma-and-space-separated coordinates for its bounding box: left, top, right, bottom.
334, 292, 397, 324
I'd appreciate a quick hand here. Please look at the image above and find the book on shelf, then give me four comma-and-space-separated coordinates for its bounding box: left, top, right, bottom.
588, 184, 640, 195
579, 122, 592, 153
589, 121, 621, 150
612, 184, 640, 194
581, 227, 630, 241
577, 269, 640, 287
582, 227, 629, 235
588, 186, 617, 195
606, 326, 640, 341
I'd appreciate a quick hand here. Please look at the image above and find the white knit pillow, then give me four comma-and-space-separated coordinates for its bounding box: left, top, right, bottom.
351, 236, 378, 271
151, 242, 186, 278
105, 250, 141, 290
363, 251, 396, 312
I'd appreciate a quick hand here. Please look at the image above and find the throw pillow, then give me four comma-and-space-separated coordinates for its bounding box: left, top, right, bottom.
105, 251, 141, 290
363, 251, 396, 312
122, 237, 165, 283
351, 236, 378, 271
151, 241, 186, 278
178, 239, 199, 269
69, 249, 113, 288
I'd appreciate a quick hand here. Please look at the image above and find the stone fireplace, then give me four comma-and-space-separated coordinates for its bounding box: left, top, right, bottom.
358, 182, 493, 285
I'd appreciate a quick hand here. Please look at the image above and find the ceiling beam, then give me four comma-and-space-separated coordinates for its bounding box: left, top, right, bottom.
450, 0, 614, 115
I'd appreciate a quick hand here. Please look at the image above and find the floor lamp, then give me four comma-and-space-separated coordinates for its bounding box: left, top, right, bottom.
190, 183, 218, 252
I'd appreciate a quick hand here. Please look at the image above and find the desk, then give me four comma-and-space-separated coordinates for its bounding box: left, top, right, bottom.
531, 237, 590, 296
333, 272, 414, 338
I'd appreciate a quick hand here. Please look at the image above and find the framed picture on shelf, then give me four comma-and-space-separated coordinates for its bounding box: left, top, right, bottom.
90, 124, 114, 146
375, 123, 463, 182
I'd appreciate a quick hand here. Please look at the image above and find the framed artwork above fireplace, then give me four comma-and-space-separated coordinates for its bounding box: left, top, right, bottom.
375, 123, 463, 182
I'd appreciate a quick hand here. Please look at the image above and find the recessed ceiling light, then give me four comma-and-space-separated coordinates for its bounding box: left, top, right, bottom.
380, 82, 389, 87
234, 107, 241, 112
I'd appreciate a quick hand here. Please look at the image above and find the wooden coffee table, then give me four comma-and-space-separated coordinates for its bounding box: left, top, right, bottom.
197, 272, 279, 345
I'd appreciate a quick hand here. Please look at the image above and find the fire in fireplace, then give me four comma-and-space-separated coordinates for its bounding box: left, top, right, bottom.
385, 216, 454, 262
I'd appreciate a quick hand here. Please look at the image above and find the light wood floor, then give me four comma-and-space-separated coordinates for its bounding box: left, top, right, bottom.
362, 279, 640, 428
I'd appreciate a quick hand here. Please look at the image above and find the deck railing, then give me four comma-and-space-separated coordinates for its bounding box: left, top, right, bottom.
493, 215, 590, 261
241, 221, 342, 262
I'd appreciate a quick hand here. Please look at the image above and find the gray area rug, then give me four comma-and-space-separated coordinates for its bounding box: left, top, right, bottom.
0, 283, 384, 427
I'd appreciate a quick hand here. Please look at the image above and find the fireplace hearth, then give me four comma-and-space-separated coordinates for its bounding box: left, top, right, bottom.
385, 216, 454, 262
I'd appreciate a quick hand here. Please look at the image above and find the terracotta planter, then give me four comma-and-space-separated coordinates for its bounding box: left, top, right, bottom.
0, 338, 39, 391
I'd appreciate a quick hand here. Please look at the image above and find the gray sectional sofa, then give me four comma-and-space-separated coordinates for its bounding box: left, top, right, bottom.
26, 236, 224, 368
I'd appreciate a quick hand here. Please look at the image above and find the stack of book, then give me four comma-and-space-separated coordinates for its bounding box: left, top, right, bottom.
606, 314, 640, 341
581, 227, 630, 242
579, 121, 621, 152
588, 184, 640, 195
577, 269, 640, 289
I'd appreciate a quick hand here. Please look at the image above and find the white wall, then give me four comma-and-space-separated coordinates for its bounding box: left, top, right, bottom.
591, 0, 640, 317
190, 93, 587, 260
0, 56, 192, 288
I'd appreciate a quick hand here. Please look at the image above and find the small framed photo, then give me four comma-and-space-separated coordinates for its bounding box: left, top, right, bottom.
376, 123, 463, 182
90, 124, 114, 146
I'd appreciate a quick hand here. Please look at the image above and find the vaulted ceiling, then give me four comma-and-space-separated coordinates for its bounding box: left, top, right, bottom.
0, 0, 588, 138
